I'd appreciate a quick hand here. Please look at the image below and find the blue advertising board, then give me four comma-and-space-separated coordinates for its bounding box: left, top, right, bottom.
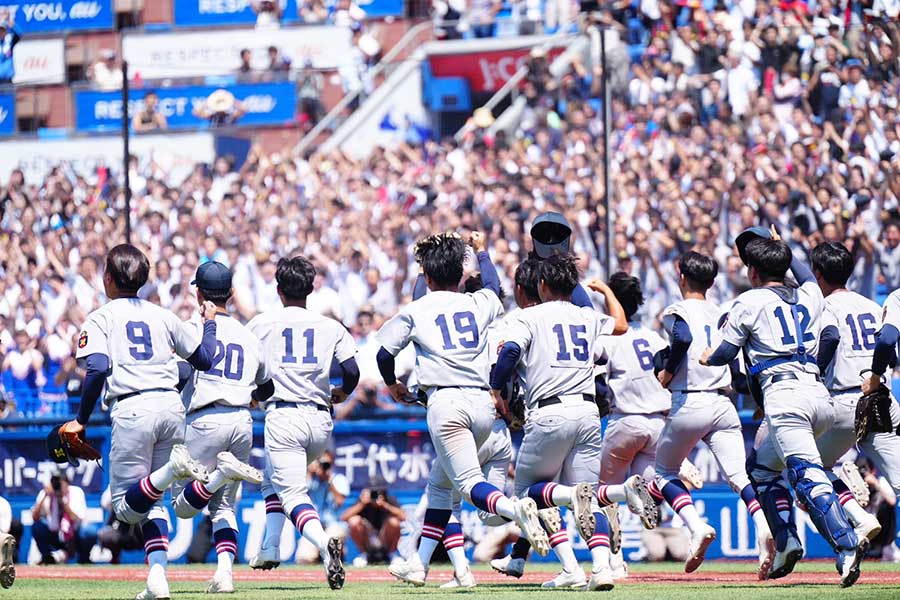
356, 0, 404, 17
174, 0, 299, 27
0, 1, 113, 33
0, 92, 14, 136
74, 82, 297, 132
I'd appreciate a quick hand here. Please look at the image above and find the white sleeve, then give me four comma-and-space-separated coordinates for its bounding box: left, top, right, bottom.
472, 289, 504, 325
68, 487, 88, 521
376, 308, 414, 356
333, 325, 358, 364
170, 313, 203, 359
503, 312, 533, 353
75, 312, 109, 360
720, 297, 751, 348
882, 292, 900, 331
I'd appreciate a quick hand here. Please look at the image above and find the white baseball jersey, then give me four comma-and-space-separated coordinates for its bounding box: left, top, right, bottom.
662, 298, 731, 392
821, 291, 882, 391
75, 298, 201, 399
600, 321, 670, 414
503, 301, 614, 409
720, 281, 823, 377
247, 306, 357, 407
883, 289, 900, 333
376, 289, 503, 389
182, 313, 274, 412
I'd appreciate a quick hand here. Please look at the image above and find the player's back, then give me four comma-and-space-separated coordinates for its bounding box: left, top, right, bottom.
184, 314, 270, 411
248, 306, 355, 406
663, 298, 731, 392
77, 297, 198, 399
723, 281, 824, 377
377, 289, 502, 389
603, 321, 670, 414
823, 291, 882, 391
508, 301, 613, 408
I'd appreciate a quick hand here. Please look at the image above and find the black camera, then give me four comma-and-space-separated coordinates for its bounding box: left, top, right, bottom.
319, 460, 332, 471
370, 489, 382, 501
50, 475, 62, 493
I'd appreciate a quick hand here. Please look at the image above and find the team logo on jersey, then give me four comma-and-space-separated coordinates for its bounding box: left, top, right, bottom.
78, 332, 88, 349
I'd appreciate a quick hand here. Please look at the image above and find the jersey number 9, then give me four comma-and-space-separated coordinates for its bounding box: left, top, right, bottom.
126, 321, 153, 361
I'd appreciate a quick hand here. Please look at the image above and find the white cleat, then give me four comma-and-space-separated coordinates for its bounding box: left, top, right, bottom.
170, 444, 209, 484
135, 567, 170, 600
540, 569, 587, 589
609, 549, 628, 580
323, 537, 345, 590
602, 505, 622, 554
757, 528, 775, 581
679, 459, 704, 489
684, 524, 716, 573
440, 569, 477, 589
610, 564, 628, 580
588, 567, 615, 591
389, 556, 426, 587
513, 497, 550, 557
490, 555, 525, 578
206, 570, 234, 593
571, 482, 596, 542
249, 546, 280, 570
842, 462, 870, 507
216, 451, 263, 484
767, 534, 803, 580
854, 511, 882, 546
837, 545, 865, 588
538, 507, 562, 535
0, 533, 15, 589
624, 475, 658, 529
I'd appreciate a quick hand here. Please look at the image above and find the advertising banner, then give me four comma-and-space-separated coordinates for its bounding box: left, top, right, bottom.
428, 46, 565, 93
0, 91, 13, 136
12, 37, 65, 85
0, 1, 113, 33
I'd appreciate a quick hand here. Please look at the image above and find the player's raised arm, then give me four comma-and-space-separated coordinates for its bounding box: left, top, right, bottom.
585, 279, 628, 335
469, 232, 501, 298
173, 301, 219, 371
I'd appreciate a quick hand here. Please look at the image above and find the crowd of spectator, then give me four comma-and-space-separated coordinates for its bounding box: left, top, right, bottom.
1, 1, 900, 420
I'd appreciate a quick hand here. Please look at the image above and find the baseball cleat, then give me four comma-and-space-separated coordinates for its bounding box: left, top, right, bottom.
767, 534, 803, 580
841, 462, 870, 508
216, 451, 263, 484
135, 567, 170, 600
0, 533, 15, 589
624, 475, 658, 529
206, 570, 234, 593
602, 504, 622, 554
588, 567, 615, 591
538, 507, 562, 535
684, 524, 716, 573
439, 569, 477, 589
514, 497, 550, 557
836, 543, 865, 588
170, 444, 209, 484
324, 537, 345, 590
490, 555, 525, 578
853, 511, 882, 546
679, 459, 704, 489
249, 546, 280, 570
540, 569, 587, 589
571, 482, 596, 542
389, 556, 426, 586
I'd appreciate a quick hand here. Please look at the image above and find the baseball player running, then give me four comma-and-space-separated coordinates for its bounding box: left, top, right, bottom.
493, 254, 656, 591
247, 256, 360, 590
170, 261, 270, 594
0, 531, 13, 589
377, 232, 549, 586
61, 244, 218, 600
701, 231, 863, 586
653, 251, 773, 576
812, 242, 900, 537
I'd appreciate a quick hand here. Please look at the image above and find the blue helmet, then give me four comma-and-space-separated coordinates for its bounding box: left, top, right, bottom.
735, 226, 772, 266
531, 212, 572, 259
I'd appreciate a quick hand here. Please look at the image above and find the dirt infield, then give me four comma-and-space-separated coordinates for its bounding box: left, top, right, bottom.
17, 566, 900, 586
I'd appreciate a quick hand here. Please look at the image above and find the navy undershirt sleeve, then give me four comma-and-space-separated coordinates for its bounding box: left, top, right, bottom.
571, 284, 592, 308
176, 361, 193, 392
477, 251, 501, 297
376, 347, 398, 386
490, 342, 522, 391
790, 256, 815, 285
253, 379, 275, 403
664, 316, 693, 373
873, 324, 900, 375
706, 340, 741, 366
816, 325, 840, 373
186, 320, 217, 370
339, 357, 360, 395
413, 273, 427, 300
76, 353, 110, 425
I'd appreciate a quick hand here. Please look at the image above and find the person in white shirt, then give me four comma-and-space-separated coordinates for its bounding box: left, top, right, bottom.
30, 471, 93, 564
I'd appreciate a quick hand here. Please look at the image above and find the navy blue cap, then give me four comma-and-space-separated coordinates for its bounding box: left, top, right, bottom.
192, 261, 233, 291
531, 212, 573, 259
735, 226, 772, 266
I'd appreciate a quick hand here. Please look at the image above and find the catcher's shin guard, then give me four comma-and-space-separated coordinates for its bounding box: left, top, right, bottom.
748, 452, 797, 552
786, 457, 858, 553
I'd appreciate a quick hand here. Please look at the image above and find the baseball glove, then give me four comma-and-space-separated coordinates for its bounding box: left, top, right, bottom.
48, 424, 102, 464
855, 384, 893, 443
507, 380, 525, 431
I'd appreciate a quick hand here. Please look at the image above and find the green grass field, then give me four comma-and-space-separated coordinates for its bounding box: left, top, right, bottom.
6, 562, 900, 600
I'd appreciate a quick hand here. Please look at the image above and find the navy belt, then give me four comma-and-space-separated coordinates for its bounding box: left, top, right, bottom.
270, 400, 330, 412
538, 394, 595, 408
189, 402, 246, 414
673, 389, 728, 396
768, 373, 820, 384
835, 386, 862, 394
112, 387, 174, 403
434, 386, 490, 392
